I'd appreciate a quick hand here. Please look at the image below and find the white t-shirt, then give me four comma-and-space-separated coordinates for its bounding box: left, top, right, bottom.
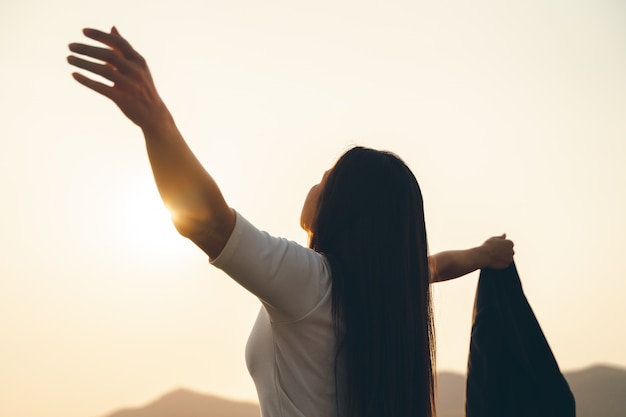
211, 211, 339, 417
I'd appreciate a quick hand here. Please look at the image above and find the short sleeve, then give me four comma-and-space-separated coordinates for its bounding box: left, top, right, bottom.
211, 211, 331, 322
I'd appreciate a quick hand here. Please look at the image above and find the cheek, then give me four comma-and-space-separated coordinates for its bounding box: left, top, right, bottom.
300, 185, 320, 230
307, 184, 320, 205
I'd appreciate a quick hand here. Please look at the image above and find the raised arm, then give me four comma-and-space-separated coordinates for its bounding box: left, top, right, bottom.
429, 234, 514, 283
68, 27, 235, 258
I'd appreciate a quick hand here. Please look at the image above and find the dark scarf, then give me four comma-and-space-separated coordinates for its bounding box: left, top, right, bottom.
466, 262, 576, 417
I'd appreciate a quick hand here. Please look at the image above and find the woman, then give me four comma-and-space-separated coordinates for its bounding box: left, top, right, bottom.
68, 27, 514, 417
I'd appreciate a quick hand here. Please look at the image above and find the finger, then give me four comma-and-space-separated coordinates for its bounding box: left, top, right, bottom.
71, 72, 116, 100
67, 55, 125, 85
68, 42, 133, 74
82, 27, 144, 63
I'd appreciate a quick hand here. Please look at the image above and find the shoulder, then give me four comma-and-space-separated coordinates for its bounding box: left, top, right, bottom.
212, 211, 331, 320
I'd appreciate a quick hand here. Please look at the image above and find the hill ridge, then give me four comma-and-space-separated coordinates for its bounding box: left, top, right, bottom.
100, 364, 626, 417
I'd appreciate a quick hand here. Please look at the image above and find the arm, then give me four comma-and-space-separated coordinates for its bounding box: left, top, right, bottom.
68, 27, 235, 258
429, 234, 514, 283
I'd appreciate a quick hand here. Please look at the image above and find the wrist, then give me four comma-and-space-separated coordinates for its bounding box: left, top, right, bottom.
472, 244, 491, 269
141, 106, 175, 139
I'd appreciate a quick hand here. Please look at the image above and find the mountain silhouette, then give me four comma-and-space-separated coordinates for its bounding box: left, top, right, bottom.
102, 389, 260, 417
566, 364, 626, 417
99, 365, 626, 417
435, 371, 467, 417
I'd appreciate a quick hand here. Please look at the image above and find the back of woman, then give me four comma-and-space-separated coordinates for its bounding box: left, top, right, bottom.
311, 147, 435, 417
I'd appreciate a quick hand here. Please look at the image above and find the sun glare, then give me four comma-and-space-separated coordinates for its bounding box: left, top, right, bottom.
115, 179, 188, 256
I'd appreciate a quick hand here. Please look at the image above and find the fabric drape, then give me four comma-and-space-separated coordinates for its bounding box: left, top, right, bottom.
465, 262, 576, 417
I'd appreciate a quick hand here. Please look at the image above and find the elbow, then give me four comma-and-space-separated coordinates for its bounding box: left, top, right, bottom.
166, 199, 220, 238
171, 212, 207, 239
171, 207, 236, 258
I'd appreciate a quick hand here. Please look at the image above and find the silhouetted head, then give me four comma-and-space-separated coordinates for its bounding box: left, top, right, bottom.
308, 146, 435, 417
309, 146, 427, 253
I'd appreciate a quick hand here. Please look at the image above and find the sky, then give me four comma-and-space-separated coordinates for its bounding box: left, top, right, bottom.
1, 1, 625, 416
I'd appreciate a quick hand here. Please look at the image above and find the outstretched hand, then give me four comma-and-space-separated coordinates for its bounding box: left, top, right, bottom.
67, 27, 170, 132
482, 234, 515, 269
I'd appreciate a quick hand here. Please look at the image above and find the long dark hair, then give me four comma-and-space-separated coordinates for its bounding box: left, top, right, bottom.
310, 147, 435, 417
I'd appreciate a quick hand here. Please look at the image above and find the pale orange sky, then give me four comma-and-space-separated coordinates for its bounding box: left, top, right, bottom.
1, 1, 625, 417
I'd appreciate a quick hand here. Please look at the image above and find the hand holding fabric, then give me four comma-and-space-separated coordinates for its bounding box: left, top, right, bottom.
481, 234, 515, 269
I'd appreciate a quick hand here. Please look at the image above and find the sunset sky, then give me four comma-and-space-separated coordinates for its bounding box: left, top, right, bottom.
1, 1, 625, 417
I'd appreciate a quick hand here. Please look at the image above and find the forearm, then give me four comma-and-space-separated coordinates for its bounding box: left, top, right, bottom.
429, 247, 489, 283
429, 234, 515, 282
142, 111, 235, 258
